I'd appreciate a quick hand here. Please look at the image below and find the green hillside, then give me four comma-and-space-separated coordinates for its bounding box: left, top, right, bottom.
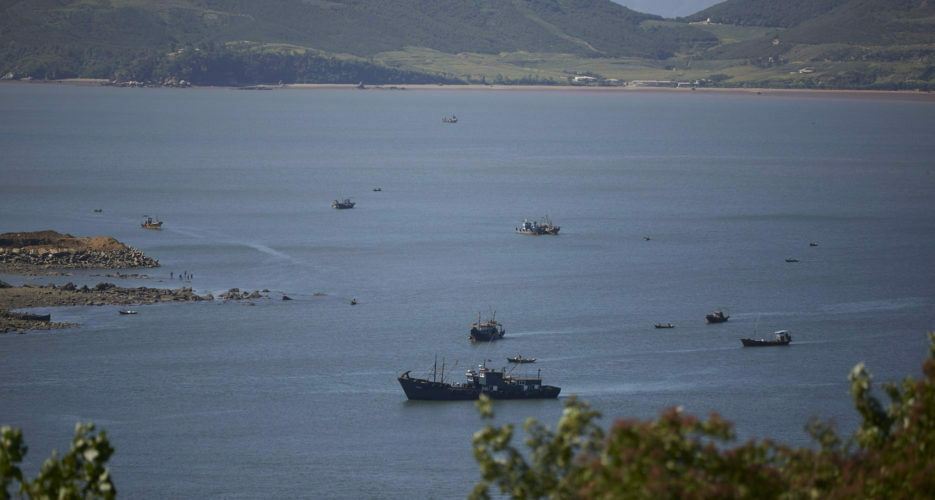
1, 0, 933, 89
684, 0, 850, 28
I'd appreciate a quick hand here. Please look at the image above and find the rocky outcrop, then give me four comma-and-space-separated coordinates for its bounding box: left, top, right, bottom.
218, 288, 265, 300
0, 282, 213, 333
0, 231, 159, 273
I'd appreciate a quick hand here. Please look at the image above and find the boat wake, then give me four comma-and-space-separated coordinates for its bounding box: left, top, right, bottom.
507, 326, 608, 338
820, 296, 930, 315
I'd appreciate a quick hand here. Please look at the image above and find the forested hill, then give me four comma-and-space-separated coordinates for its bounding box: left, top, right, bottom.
685, 0, 935, 45
1, 0, 700, 58
686, 0, 935, 87
684, 0, 851, 28
0, 0, 715, 84
1, 0, 934, 89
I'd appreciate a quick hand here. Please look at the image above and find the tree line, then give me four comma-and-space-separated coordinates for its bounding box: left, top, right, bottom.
0, 44, 462, 86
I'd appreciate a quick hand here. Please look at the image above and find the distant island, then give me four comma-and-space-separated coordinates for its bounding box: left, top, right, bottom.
1, 0, 932, 91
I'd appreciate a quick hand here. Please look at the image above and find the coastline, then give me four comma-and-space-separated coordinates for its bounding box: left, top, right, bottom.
4, 79, 935, 102
0, 281, 213, 334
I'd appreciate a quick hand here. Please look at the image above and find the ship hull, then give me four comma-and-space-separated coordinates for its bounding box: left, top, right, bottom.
741, 338, 791, 347
398, 377, 479, 400
470, 331, 504, 341
397, 376, 560, 401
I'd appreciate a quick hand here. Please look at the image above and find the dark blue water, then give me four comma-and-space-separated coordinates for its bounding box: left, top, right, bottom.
1, 84, 934, 498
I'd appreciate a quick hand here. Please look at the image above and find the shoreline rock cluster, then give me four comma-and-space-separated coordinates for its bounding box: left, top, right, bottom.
0, 280, 213, 334
0, 230, 159, 273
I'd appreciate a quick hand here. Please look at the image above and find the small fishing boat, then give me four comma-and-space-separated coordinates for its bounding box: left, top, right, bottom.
785, 258, 800, 263
654, 323, 675, 329
119, 310, 137, 315
140, 216, 162, 230
332, 198, 355, 209
443, 115, 458, 123
372, 187, 382, 192
515, 216, 560, 235
741, 330, 791, 347
706, 309, 729, 323
350, 298, 357, 305
507, 355, 536, 363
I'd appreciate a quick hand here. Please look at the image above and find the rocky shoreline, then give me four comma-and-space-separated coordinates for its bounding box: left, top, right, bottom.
0, 230, 159, 274
0, 231, 290, 334
0, 280, 213, 333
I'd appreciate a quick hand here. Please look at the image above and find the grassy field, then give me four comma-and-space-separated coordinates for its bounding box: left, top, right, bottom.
369, 21, 800, 84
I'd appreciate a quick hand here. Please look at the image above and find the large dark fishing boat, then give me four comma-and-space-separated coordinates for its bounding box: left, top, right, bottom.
741, 330, 791, 347
397, 360, 560, 400
706, 310, 729, 323
515, 217, 560, 235
470, 312, 505, 341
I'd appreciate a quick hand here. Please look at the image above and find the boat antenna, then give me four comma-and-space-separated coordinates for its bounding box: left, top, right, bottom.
444, 360, 459, 381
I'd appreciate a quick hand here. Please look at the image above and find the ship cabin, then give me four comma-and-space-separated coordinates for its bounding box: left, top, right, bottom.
470, 365, 544, 393
506, 376, 544, 391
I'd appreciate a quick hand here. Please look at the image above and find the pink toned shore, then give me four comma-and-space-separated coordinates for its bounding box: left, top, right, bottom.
284, 83, 935, 102
7, 79, 935, 102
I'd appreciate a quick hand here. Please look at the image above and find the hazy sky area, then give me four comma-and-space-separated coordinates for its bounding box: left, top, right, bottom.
612, 0, 723, 18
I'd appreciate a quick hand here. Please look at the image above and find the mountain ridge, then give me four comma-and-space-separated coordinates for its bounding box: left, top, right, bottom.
2, 0, 933, 90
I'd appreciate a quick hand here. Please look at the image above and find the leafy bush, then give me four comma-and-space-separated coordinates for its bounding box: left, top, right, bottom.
1, 423, 115, 500
471, 332, 935, 499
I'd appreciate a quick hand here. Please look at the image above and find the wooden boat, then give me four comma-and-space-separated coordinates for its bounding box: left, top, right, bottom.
507, 355, 536, 363
6, 312, 51, 321
140, 216, 163, 230
785, 258, 800, 263
809, 242, 819, 247
443, 115, 458, 123
349, 298, 357, 305
332, 198, 355, 209
741, 330, 791, 347
372, 187, 382, 192
654, 323, 675, 329
119, 310, 137, 315
706, 310, 729, 323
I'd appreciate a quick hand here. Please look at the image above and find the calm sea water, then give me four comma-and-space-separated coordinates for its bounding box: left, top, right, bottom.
1, 84, 934, 498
